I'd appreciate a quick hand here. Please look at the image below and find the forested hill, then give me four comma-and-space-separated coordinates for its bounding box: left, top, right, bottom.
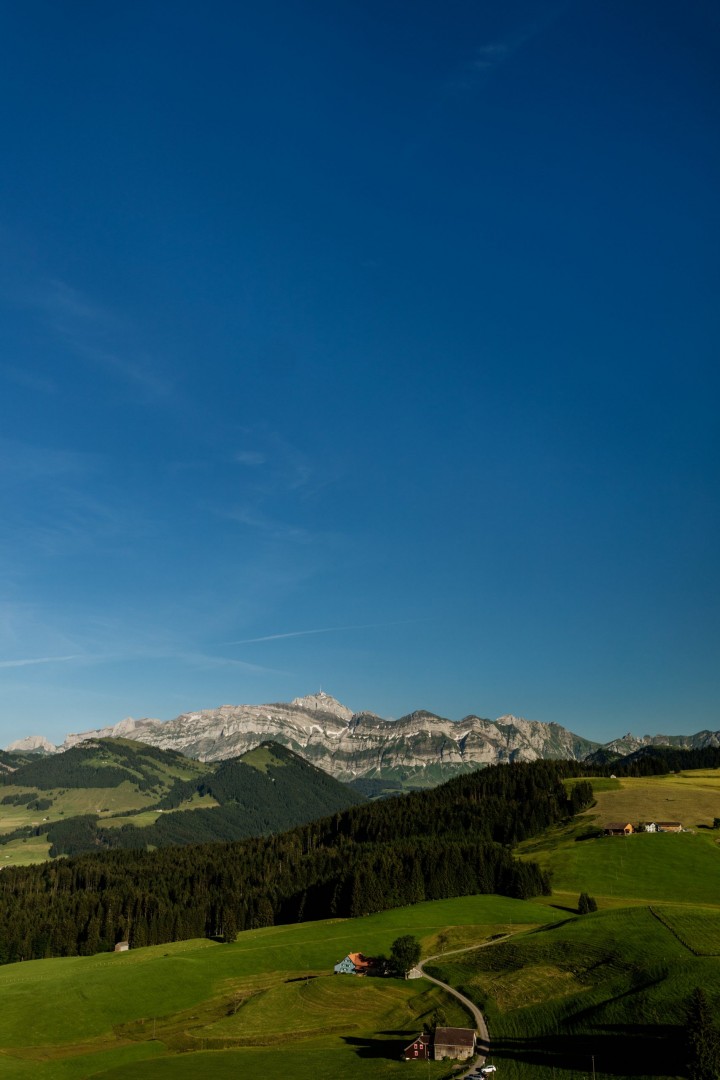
0, 749, 32, 775
0, 760, 593, 964
0, 740, 365, 859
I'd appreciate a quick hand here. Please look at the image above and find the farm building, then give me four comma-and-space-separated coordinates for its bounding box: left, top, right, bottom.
402, 1033, 431, 1060
333, 951, 373, 975
402, 1028, 476, 1062
114, 941, 129, 953
604, 822, 634, 836
655, 821, 683, 833
433, 1026, 476, 1060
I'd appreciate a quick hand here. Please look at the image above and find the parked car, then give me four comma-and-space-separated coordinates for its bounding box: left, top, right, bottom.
480, 1068, 497, 1075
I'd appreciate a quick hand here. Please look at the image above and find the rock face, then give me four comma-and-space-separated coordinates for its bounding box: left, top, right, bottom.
10, 692, 719, 785
5, 735, 56, 754
31, 692, 600, 783
600, 730, 720, 756
62, 716, 163, 750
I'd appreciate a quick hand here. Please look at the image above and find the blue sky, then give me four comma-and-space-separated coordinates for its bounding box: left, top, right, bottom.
0, 0, 718, 746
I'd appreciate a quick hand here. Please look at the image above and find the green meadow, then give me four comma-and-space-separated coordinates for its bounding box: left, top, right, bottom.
521, 771, 720, 908
3, 769, 720, 1078
428, 902, 720, 1080
0, 895, 560, 1079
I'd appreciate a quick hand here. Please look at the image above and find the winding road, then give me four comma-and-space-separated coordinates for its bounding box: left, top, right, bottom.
414, 937, 513, 1069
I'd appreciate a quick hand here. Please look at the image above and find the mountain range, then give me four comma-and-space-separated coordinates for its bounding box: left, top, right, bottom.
8, 691, 720, 790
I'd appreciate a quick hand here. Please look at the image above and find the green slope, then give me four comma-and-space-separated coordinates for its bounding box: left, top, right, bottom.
0, 739, 364, 862
428, 903, 720, 1080
0, 895, 559, 1080
518, 770, 720, 907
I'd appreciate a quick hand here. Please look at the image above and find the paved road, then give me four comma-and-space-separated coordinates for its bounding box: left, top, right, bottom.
414, 937, 515, 1069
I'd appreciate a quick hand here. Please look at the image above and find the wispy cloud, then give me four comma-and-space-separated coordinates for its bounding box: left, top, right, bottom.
233, 427, 321, 494
228, 621, 417, 646
0, 654, 82, 669
17, 278, 172, 401
173, 650, 288, 676
221, 504, 313, 544
234, 450, 267, 467
0, 437, 95, 484
450, 7, 569, 91
0, 364, 57, 396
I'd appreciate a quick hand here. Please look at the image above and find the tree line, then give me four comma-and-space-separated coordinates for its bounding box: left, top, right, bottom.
0, 760, 592, 964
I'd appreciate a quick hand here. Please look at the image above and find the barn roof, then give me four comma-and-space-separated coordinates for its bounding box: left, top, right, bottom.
434, 1026, 476, 1047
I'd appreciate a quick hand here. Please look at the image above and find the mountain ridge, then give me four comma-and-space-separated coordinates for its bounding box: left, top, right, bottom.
7, 691, 718, 786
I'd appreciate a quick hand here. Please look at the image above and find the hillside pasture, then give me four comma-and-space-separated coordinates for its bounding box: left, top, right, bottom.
0, 834, 51, 864
101, 793, 219, 829
527, 829, 720, 907
651, 905, 720, 955
429, 904, 720, 1080
0, 895, 559, 1079
588, 770, 720, 829
519, 772, 720, 908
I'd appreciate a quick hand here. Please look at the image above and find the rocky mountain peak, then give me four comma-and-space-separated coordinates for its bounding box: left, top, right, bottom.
5, 734, 56, 754
290, 691, 353, 722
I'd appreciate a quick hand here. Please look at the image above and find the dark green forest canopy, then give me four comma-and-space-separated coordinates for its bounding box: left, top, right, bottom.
0, 740, 365, 858
0, 759, 593, 965
0, 739, 195, 791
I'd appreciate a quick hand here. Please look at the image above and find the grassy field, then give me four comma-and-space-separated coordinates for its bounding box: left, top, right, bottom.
0, 894, 560, 1079
589, 770, 720, 827
4, 768, 720, 1078
519, 772, 720, 909
429, 904, 720, 1080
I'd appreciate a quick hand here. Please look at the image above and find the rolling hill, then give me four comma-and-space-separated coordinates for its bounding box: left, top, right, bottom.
2, 760, 720, 1076
0, 739, 364, 864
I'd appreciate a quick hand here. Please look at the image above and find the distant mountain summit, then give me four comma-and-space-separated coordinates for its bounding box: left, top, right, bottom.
5, 735, 56, 755
9, 693, 718, 788
290, 691, 354, 721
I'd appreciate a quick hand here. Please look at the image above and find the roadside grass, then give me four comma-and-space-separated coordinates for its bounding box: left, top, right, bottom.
429, 904, 719, 1080
88, 1044, 455, 1080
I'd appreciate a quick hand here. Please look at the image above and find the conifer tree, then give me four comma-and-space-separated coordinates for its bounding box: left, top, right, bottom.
686, 987, 720, 1080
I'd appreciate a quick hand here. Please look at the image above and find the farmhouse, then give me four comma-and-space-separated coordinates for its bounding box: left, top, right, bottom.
433, 1026, 476, 1061
402, 1027, 477, 1062
604, 822, 634, 836
655, 821, 683, 833
402, 1033, 431, 1060
333, 951, 373, 975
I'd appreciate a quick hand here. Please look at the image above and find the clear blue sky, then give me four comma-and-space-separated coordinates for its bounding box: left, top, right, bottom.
0, 0, 718, 746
